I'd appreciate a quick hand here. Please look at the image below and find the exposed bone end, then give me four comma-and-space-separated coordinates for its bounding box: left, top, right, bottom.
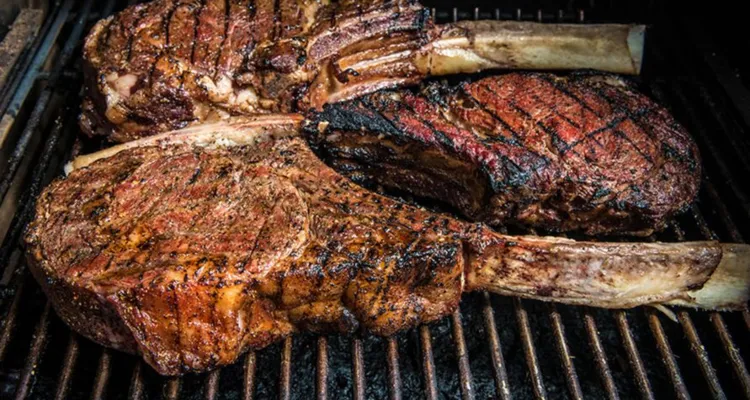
628, 25, 646, 75
666, 243, 750, 311
465, 231, 739, 310
421, 21, 647, 76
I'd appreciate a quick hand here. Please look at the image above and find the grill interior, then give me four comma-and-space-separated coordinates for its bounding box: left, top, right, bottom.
1, 1, 749, 399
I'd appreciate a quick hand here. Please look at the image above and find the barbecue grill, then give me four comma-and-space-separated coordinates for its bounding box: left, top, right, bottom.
1, 1, 749, 399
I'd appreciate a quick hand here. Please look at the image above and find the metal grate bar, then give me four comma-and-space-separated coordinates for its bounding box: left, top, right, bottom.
0, 107, 69, 272
636, 234, 690, 400
693, 83, 750, 174
583, 313, 620, 400
514, 298, 547, 399
280, 337, 293, 400
0, 8, 53, 115
677, 18, 750, 135
710, 314, 750, 397
91, 350, 112, 400
13, 301, 51, 400
515, 228, 548, 399
54, 334, 79, 400
652, 69, 749, 367
547, 305, 583, 400
128, 361, 145, 400
317, 337, 328, 400
648, 78, 750, 225
205, 369, 220, 400
614, 311, 655, 400
0, 272, 25, 360
677, 311, 726, 400
532, 226, 581, 399
701, 180, 744, 242
671, 215, 726, 400
386, 338, 402, 400
0, 0, 95, 204
669, 83, 750, 216
244, 352, 257, 400
688, 208, 750, 397
164, 378, 181, 400
0, 0, 72, 129
689, 205, 717, 240
481, 292, 511, 400
451, 310, 475, 399
352, 338, 366, 400
646, 310, 690, 399
419, 325, 438, 400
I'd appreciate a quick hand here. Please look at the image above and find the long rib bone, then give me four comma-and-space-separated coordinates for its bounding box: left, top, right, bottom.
81, 0, 645, 141
308, 21, 644, 108
30, 119, 748, 376
64, 119, 748, 313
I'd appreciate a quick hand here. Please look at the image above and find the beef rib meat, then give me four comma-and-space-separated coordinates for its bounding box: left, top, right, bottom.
25, 117, 748, 375
80, 0, 644, 142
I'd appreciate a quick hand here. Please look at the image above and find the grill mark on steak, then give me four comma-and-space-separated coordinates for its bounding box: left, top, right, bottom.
459, 84, 523, 146
238, 0, 257, 72
401, 102, 456, 150
506, 99, 573, 158
414, 94, 532, 189
209, 277, 220, 368
82, 0, 445, 139
170, 285, 184, 371
563, 107, 655, 154
147, 1, 181, 84
164, 1, 178, 49
537, 74, 603, 118
239, 212, 269, 273
26, 127, 732, 376
272, 0, 280, 39
613, 129, 654, 164
190, 0, 207, 66
126, 6, 149, 63
213, 0, 231, 77
309, 72, 702, 235
101, 13, 119, 57
359, 96, 408, 138
529, 92, 582, 130
108, 154, 201, 267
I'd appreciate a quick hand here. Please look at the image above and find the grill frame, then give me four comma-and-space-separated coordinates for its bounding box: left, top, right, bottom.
0, 1, 749, 399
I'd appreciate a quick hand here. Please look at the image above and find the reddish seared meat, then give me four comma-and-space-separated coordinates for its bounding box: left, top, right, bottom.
80, 0, 643, 142
26, 121, 742, 377
306, 72, 701, 236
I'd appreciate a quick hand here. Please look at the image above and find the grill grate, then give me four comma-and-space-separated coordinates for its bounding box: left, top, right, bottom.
1, 1, 749, 399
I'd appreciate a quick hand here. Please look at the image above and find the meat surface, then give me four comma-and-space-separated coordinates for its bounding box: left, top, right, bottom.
25, 120, 746, 376
305, 72, 701, 236
80, 0, 643, 142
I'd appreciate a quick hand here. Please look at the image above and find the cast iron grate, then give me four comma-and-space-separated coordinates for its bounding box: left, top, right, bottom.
0, 1, 748, 399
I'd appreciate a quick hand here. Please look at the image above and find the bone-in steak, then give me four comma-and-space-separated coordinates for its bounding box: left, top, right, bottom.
305, 72, 701, 236
26, 120, 744, 376
80, 0, 643, 142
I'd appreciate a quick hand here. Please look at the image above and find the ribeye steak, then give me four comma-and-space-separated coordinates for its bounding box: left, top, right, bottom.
305, 72, 701, 236
80, 0, 643, 142
25, 118, 747, 375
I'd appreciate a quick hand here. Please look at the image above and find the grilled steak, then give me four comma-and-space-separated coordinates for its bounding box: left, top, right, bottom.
305, 72, 701, 236
25, 119, 748, 376
80, 0, 643, 142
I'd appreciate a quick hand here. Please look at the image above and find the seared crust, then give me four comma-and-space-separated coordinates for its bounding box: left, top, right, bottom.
25, 125, 733, 376
25, 137, 463, 375
80, 0, 430, 141
306, 72, 701, 236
